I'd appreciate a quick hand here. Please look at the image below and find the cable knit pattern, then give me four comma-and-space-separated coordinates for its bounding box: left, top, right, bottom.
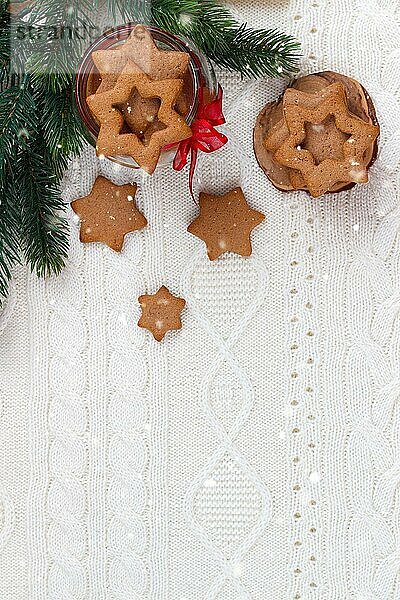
181, 247, 272, 599
0, 2, 399, 599
0, 483, 14, 555
0, 279, 16, 558
0, 279, 16, 337
0, 375, 13, 569
283, 192, 325, 598
345, 45, 400, 599
103, 167, 149, 599
46, 160, 88, 600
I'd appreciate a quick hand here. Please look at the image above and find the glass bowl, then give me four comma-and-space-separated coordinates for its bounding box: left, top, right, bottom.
75, 24, 218, 170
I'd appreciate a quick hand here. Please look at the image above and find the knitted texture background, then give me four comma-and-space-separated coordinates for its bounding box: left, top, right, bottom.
1, 1, 400, 598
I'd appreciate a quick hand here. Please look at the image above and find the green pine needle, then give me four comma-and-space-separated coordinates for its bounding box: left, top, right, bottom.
0, 176, 21, 298
0, 80, 37, 177
106, 0, 150, 23
17, 136, 69, 279
205, 24, 301, 78
0, 81, 33, 298
0, 10, 9, 82
36, 76, 87, 169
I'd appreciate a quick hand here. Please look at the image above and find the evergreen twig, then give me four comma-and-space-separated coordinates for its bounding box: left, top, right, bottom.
0, 176, 20, 297
0, 80, 37, 293
0, 79, 36, 172
17, 133, 69, 279
36, 76, 88, 176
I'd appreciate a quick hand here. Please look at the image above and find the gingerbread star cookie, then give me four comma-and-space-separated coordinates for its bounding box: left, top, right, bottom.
92, 25, 190, 94
138, 286, 186, 342
188, 188, 265, 261
71, 176, 147, 252
86, 61, 192, 174
89, 26, 191, 136
261, 76, 380, 198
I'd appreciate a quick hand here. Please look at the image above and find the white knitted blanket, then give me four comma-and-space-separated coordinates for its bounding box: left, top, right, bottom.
1, 1, 400, 598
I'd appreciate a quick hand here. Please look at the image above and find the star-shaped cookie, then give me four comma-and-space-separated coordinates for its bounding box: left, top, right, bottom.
188, 188, 265, 261
138, 286, 186, 342
266, 82, 380, 197
71, 176, 147, 252
86, 61, 192, 174
92, 24, 190, 94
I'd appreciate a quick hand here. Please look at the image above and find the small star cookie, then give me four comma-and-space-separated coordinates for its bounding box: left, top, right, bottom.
71, 176, 147, 252
138, 286, 186, 342
188, 188, 265, 261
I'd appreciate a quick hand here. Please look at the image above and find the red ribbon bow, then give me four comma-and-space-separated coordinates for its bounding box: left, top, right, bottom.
173, 85, 228, 197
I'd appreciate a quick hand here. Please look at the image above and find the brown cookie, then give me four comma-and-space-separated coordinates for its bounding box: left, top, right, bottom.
87, 66, 160, 135
266, 82, 379, 197
254, 71, 380, 197
92, 25, 190, 133
86, 61, 192, 175
119, 92, 161, 135
121, 70, 193, 134
71, 176, 147, 252
188, 188, 265, 261
92, 25, 190, 92
91, 25, 190, 135
111, 74, 192, 136
138, 286, 186, 342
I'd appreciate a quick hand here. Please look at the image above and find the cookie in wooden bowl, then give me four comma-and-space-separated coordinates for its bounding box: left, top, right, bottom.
254, 71, 379, 198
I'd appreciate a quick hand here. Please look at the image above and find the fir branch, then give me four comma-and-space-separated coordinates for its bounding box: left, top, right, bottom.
0, 79, 33, 299
196, 24, 301, 78
152, 0, 237, 32
0, 76, 78, 291
35, 75, 87, 175
134, 0, 300, 77
29, 0, 94, 34
105, 0, 150, 23
0, 176, 21, 298
23, 0, 95, 91
0, 7, 9, 82
17, 134, 69, 278
0, 79, 37, 177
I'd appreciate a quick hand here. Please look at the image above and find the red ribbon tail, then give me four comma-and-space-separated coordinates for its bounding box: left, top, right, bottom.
188, 147, 198, 201
172, 84, 227, 200
173, 139, 191, 171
